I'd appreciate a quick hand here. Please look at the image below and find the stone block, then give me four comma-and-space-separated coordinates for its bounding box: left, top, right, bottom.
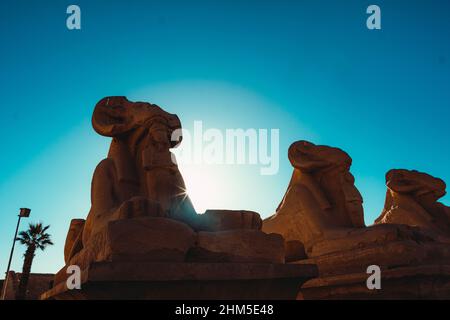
189, 230, 285, 263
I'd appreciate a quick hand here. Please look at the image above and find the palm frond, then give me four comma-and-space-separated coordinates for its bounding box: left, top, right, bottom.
16, 222, 54, 252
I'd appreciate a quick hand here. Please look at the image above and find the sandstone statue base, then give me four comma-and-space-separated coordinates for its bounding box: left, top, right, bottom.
298, 265, 450, 299
41, 261, 317, 300
292, 225, 450, 299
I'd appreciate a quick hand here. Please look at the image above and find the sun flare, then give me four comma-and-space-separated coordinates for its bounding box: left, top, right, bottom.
177, 164, 226, 214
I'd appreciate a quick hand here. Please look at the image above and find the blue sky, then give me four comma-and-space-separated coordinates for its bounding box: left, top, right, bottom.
1, 0, 449, 274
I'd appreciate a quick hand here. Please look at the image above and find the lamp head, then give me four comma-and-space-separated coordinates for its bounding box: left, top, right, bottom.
19, 208, 31, 218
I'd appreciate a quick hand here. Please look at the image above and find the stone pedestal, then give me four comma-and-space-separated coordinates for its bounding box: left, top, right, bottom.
290, 224, 450, 299
298, 265, 450, 299
41, 261, 317, 300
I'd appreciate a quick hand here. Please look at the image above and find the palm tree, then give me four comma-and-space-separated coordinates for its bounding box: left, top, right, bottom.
15, 222, 53, 300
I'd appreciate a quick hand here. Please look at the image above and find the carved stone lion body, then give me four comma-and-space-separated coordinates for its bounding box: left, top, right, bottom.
62, 97, 264, 271
263, 140, 450, 289
262, 140, 365, 253
65, 96, 197, 262
375, 169, 450, 239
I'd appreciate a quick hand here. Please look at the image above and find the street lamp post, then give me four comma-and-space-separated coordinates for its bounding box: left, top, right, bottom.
1, 208, 31, 300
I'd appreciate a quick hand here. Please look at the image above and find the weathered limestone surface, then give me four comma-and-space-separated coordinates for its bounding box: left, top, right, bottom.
194, 209, 263, 231
43, 262, 318, 300
295, 238, 450, 277
307, 223, 434, 258
299, 265, 450, 300
285, 240, 307, 262
375, 169, 450, 239
263, 140, 450, 299
107, 217, 196, 261
262, 140, 365, 257
190, 230, 285, 263
2, 271, 54, 300
64, 219, 85, 263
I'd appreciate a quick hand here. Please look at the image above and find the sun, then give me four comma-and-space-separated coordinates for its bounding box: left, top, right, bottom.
177, 164, 226, 214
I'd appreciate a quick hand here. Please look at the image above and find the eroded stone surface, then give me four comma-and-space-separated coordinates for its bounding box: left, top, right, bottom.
263, 140, 365, 252
263, 140, 450, 299
375, 169, 450, 239
295, 239, 450, 277
299, 265, 450, 299
190, 230, 284, 263
64, 219, 85, 264
43, 262, 318, 300
107, 217, 196, 261
82, 96, 197, 252
194, 210, 262, 231
307, 223, 435, 257
285, 240, 307, 262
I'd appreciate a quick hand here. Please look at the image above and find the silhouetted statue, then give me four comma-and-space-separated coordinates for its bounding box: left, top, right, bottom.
265, 140, 450, 299
86, 97, 197, 244
64, 97, 197, 261
375, 169, 450, 239
263, 140, 365, 251
60, 97, 274, 281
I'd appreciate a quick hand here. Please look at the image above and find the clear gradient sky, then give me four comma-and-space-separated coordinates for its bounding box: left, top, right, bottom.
1, 0, 449, 274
